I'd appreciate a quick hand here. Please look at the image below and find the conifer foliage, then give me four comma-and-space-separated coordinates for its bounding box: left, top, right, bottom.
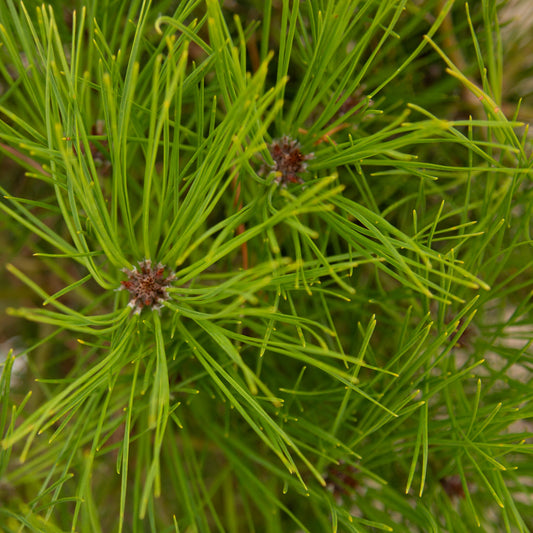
0, 1, 532, 532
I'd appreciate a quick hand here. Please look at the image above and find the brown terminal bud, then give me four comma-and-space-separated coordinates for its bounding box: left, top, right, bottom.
118, 259, 176, 314
268, 136, 313, 186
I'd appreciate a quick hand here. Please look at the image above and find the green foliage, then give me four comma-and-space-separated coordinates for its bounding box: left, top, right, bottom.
0, 0, 532, 531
